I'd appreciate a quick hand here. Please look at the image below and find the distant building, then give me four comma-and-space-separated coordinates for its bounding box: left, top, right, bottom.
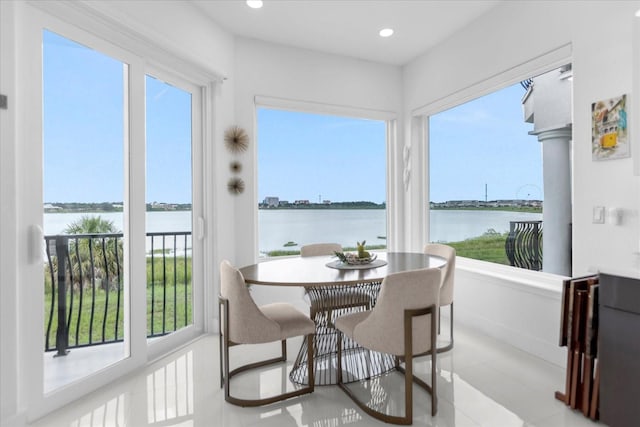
322, 200, 331, 204
294, 200, 310, 205
263, 196, 279, 207
150, 202, 176, 210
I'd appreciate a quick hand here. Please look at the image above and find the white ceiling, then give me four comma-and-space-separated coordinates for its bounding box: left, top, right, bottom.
192, 0, 502, 66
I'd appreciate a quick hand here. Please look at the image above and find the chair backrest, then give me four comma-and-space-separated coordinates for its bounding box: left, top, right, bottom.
300, 243, 342, 257
353, 268, 441, 356
220, 260, 280, 344
424, 243, 456, 305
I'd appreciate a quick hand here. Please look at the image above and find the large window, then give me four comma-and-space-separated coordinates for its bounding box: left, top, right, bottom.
429, 65, 572, 271
257, 107, 387, 257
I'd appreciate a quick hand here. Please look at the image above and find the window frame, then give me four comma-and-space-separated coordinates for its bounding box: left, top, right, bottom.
413, 45, 572, 280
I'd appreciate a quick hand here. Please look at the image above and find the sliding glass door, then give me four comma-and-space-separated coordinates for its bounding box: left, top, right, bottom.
42, 28, 131, 393
16, 7, 205, 419
145, 72, 203, 354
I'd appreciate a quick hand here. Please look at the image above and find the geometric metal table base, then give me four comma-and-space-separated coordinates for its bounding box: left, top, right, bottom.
289, 281, 397, 385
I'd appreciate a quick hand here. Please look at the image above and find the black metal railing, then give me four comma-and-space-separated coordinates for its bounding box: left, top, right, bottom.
505, 220, 542, 271
44, 231, 192, 355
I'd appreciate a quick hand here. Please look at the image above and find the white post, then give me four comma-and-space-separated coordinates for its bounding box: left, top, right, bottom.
534, 126, 572, 276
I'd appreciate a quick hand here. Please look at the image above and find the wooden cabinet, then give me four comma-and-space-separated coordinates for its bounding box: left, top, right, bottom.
599, 273, 640, 427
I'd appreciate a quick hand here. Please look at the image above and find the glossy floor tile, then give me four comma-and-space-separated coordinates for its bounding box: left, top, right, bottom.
29, 323, 603, 427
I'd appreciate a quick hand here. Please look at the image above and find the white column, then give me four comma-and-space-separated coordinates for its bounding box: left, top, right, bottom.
534, 126, 572, 276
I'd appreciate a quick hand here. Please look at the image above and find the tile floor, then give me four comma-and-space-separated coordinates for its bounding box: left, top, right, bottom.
29, 322, 604, 427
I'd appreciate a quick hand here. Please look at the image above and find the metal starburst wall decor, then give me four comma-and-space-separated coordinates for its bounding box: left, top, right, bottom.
229, 161, 242, 174
224, 125, 249, 153
227, 177, 245, 195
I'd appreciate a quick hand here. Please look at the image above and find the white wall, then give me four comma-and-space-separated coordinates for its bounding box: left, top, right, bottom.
233, 38, 404, 267
404, 0, 640, 364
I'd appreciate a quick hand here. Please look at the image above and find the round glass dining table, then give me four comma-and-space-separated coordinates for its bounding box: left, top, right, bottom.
239, 252, 446, 386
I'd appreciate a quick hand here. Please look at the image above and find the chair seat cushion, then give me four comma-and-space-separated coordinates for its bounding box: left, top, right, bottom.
260, 303, 316, 340
334, 310, 371, 339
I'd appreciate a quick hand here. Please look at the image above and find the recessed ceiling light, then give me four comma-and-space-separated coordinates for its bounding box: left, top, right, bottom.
636, 8, 640, 17
246, 0, 263, 9
379, 28, 394, 38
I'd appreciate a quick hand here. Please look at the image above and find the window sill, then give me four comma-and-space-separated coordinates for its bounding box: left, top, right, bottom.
456, 256, 568, 298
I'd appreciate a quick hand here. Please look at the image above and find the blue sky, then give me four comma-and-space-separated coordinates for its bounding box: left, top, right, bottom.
43, 30, 192, 204
258, 84, 542, 204
43, 30, 124, 203
429, 84, 542, 202
44, 29, 542, 205
257, 109, 387, 203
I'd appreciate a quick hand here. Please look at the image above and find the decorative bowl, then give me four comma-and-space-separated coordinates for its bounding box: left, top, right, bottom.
335, 252, 377, 265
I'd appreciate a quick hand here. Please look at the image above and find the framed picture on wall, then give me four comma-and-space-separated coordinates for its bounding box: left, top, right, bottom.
592, 94, 629, 161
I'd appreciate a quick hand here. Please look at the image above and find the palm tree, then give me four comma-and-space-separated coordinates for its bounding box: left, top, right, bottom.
64, 215, 119, 235
64, 215, 122, 291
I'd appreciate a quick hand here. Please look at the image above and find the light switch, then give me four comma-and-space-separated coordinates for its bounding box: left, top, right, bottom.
609, 207, 623, 225
593, 206, 605, 224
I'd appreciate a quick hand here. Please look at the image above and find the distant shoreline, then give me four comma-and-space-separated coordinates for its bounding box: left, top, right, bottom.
45, 201, 541, 214
260, 202, 384, 210
44, 202, 192, 213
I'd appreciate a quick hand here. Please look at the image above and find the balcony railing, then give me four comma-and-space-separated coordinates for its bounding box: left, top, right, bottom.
505, 220, 543, 271
44, 231, 192, 355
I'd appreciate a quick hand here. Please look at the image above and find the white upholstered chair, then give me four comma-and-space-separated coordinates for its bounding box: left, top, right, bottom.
335, 268, 441, 424
218, 260, 315, 406
423, 243, 456, 353
300, 242, 342, 257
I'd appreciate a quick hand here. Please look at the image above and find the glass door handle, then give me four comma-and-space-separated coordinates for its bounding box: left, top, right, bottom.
197, 217, 205, 240
29, 224, 43, 264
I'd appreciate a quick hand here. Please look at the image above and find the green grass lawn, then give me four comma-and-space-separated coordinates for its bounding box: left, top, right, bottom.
446, 231, 510, 265
45, 283, 193, 349
45, 256, 192, 350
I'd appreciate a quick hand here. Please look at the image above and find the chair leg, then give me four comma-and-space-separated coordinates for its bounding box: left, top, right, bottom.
449, 302, 454, 347
219, 298, 227, 390
224, 336, 315, 407
431, 311, 438, 416
219, 332, 224, 389
307, 334, 315, 389
404, 353, 413, 424
337, 331, 343, 385
223, 336, 231, 401
436, 302, 454, 354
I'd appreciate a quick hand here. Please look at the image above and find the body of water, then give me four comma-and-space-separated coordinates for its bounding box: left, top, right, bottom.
259, 209, 542, 254
44, 211, 192, 235
44, 209, 543, 255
